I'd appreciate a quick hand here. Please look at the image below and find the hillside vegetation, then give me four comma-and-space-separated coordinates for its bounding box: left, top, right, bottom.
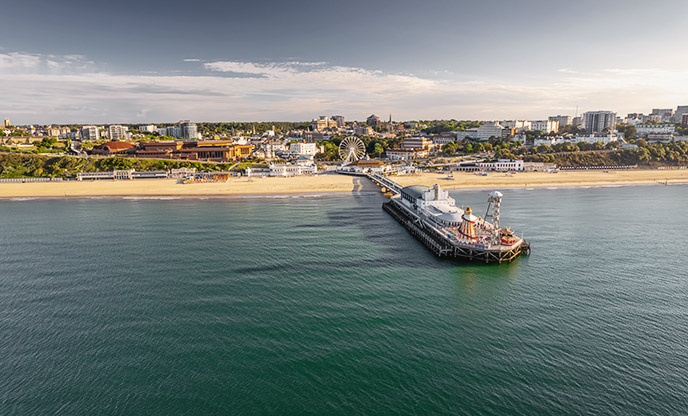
0, 154, 232, 179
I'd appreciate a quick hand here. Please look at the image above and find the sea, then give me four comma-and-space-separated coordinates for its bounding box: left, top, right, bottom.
1, 185, 687, 415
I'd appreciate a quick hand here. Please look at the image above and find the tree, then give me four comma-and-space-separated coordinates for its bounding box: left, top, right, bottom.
372, 143, 384, 157
442, 142, 457, 155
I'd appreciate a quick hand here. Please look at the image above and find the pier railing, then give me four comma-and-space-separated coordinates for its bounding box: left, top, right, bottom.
367, 173, 402, 194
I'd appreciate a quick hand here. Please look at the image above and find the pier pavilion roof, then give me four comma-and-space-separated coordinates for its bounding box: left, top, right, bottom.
401, 185, 430, 199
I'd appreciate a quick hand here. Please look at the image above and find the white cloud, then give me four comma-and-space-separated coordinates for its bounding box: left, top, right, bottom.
183, 58, 201, 62
1, 52, 688, 124
0, 52, 94, 74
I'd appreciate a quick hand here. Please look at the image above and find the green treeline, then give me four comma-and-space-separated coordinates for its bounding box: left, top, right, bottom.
419, 120, 481, 134
198, 122, 312, 135
524, 141, 688, 167
0, 154, 232, 179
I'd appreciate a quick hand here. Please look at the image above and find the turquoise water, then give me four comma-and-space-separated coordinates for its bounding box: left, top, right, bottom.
1, 185, 687, 415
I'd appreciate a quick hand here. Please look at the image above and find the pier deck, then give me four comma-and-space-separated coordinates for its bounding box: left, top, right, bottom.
367, 173, 530, 264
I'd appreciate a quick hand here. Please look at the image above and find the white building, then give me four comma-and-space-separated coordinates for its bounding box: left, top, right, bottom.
137, 125, 157, 133
636, 124, 676, 136
432, 135, 456, 146
533, 137, 566, 147
290, 141, 318, 156
571, 132, 620, 144
108, 125, 129, 140
456, 128, 479, 140
477, 122, 504, 141
530, 120, 559, 133
476, 159, 524, 172
179, 120, 198, 139
81, 125, 100, 140
268, 163, 317, 176
583, 111, 616, 132
549, 115, 572, 126
501, 120, 532, 131
403, 136, 434, 150
157, 127, 181, 138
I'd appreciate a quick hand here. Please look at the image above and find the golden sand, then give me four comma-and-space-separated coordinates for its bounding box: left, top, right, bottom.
0, 170, 686, 198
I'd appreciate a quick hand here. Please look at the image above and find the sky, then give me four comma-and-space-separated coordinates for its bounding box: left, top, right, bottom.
1, 0, 687, 124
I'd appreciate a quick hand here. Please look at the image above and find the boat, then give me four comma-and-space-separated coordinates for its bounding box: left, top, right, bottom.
382, 184, 530, 263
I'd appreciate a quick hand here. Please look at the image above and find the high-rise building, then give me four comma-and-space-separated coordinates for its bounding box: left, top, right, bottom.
674, 106, 688, 124
81, 125, 100, 140
651, 108, 673, 122
583, 111, 616, 133
332, 115, 345, 128
3, 118, 10, 127
477, 122, 504, 141
548, 115, 571, 127
179, 120, 198, 139
108, 125, 129, 140
682, 114, 688, 128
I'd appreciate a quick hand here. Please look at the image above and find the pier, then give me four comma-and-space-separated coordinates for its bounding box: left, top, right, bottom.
367, 172, 402, 194
365, 172, 530, 264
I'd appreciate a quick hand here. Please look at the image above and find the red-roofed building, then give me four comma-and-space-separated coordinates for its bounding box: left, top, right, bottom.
91, 140, 137, 155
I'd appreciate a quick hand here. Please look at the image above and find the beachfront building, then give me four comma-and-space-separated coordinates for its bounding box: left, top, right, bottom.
169, 168, 197, 178
267, 162, 317, 177
385, 148, 429, 160
523, 161, 557, 172
134, 140, 252, 162
477, 159, 524, 172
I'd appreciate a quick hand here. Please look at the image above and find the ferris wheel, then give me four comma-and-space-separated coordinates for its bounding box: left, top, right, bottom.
338, 136, 366, 164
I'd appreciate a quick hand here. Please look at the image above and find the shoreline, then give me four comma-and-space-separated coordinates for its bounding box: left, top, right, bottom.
0, 170, 687, 199
2, 181, 685, 201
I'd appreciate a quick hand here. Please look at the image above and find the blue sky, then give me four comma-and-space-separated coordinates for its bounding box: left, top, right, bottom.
1, 0, 687, 123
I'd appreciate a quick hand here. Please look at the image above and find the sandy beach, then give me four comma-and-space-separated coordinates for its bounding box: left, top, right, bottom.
0, 170, 686, 198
